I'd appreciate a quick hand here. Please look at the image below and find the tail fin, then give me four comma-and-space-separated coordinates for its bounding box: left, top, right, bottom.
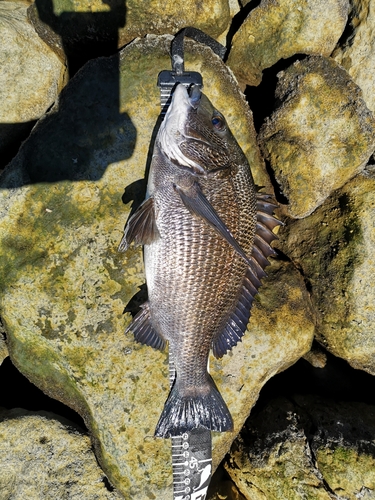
154, 375, 233, 438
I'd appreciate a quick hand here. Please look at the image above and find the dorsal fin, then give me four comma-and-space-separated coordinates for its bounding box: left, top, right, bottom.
126, 302, 166, 351
212, 193, 282, 358
118, 197, 160, 252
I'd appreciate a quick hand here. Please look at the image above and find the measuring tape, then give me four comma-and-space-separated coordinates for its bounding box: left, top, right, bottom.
157, 28, 226, 500
168, 353, 213, 500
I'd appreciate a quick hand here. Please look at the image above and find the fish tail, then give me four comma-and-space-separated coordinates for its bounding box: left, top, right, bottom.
154, 375, 233, 438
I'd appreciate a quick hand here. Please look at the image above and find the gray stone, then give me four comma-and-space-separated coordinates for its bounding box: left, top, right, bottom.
0, 1, 67, 168
258, 56, 375, 218
333, 0, 375, 114
0, 332, 8, 366
27, 0, 230, 61
227, 0, 349, 87
226, 396, 375, 500
0, 408, 122, 499
276, 172, 375, 375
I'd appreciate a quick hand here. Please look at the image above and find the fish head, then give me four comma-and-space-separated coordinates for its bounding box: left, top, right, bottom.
158, 84, 243, 175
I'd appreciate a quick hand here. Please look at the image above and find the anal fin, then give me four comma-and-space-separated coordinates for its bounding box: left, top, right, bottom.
126, 302, 166, 351
118, 197, 160, 252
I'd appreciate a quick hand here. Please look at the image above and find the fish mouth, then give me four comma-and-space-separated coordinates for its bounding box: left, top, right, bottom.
188, 84, 202, 108
158, 84, 206, 174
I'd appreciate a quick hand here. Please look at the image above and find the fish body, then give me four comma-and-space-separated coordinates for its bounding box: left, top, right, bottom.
119, 84, 280, 438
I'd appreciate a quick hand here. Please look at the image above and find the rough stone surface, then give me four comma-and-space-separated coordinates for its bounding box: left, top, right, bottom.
333, 0, 375, 114
225, 396, 375, 500
0, 332, 8, 366
0, 35, 314, 498
0, 408, 122, 499
227, 0, 349, 87
258, 56, 375, 219
27, 0, 230, 61
0, 1, 67, 167
303, 347, 327, 369
276, 172, 375, 375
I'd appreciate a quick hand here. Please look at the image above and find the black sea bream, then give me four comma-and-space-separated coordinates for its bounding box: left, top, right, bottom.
119, 84, 281, 438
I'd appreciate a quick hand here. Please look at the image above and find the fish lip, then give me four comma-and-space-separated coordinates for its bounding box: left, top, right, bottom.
188, 84, 202, 108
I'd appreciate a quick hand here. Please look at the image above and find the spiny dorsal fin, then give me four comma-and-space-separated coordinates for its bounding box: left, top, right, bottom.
212, 193, 282, 358
250, 192, 283, 280
126, 302, 166, 351
118, 197, 160, 252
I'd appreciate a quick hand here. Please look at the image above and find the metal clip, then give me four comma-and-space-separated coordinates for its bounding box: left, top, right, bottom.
157, 27, 226, 115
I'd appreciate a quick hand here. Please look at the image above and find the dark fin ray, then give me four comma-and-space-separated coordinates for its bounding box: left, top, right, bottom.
126, 302, 166, 351
154, 375, 233, 437
213, 278, 254, 359
118, 197, 160, 252
249, 257, 267, 280
257, 211, 283, 231
232, 311, 248, 330
246, 266, 263, 291
175, 182, 252, 266
252, 245, 270, 269
256, 193, 279, 214
243, 273, 259, 297
256, 222, 279, 245
213, 194, 282, 358
254, 234, 277, 258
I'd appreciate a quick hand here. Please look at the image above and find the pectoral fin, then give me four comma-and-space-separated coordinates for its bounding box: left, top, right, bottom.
174, 182, 252, 266
118, 197, 160, 252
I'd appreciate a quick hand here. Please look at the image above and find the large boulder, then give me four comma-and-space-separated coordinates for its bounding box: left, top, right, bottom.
0, 331, 8, 366
277, 172, 375, 375
0, 35, 314, 497
258, 56, 375, 219
227, 0, 349, 87
27, 0, 231, 61
0, 1, 67, 169
0, 408, 123, 499
333, 0, 375, 114
225, 395, 375, 500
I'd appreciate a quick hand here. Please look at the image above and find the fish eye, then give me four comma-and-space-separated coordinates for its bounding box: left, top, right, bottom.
211, 114, 225, 131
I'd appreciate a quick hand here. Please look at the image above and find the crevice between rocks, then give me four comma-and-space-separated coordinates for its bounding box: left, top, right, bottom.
224, 0, 262, 61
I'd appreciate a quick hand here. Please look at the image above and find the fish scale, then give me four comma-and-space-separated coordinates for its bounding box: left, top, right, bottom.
142, 85, 258, 438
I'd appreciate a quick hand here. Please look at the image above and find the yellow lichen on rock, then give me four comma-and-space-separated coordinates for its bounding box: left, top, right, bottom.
227, 0, 348, 87
259, 56, 375, 218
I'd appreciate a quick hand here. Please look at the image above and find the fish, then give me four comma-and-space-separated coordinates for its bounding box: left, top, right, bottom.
119, 83, 281, 438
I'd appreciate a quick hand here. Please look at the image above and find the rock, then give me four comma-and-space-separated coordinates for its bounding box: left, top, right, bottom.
303, 347, 327, 369
0, 408, 122, 499
333, 0, 375, 114
210, 258, 315, 468
27, 0, 230, 62
207, 464, 246, 500
227, 0, 349, 87
225, 396, 375, 500
0, 35, 313, 498
258, 56, 375, 219
276, 172, 375, 375
0, 331, 8, 366
0, 1, 67, 169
